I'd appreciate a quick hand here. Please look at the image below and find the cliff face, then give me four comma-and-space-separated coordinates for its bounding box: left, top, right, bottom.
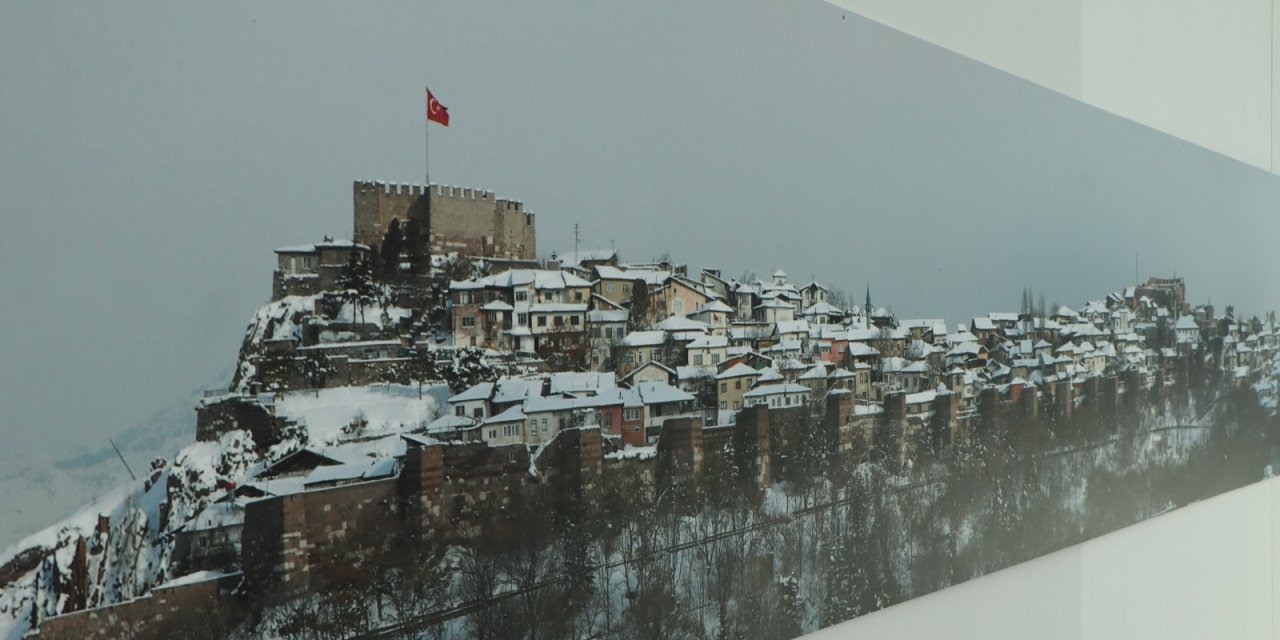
0, 429, 264, 638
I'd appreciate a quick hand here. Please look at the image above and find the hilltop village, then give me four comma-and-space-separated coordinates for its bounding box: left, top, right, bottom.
241, 181, 1274, 453
11, 180, 1280, 639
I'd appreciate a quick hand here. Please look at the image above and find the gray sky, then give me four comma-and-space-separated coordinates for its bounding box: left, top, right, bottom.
1, 0, 1278, 546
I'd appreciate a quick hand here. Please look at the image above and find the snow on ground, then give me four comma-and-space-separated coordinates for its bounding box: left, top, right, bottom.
604, 445, 657, 461
271, 383, 451, 446
0, 482, 135, 570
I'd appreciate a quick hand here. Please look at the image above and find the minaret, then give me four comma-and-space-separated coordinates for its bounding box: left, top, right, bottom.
865, 284, 872, 329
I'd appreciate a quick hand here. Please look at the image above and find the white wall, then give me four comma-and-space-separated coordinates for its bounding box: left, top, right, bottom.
828, 0, 1280, 173
807, 477, 1280, 639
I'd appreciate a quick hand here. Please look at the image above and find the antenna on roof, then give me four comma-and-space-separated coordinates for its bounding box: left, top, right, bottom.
574, 223, 580, 261
109, 438, 137, 482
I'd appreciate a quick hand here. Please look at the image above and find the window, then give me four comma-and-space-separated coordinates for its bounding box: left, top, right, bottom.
570, 316, 580, 326
719, 401, 727, 410
537, 316, 547, 327
694, 354, 703, 366
735, 380, 742, 390
489, 429, 497, 439
515, 291, 528, 302
624, 408, 640, 421
461, 316, 476, 328
518, 313, 529, 326
458, 292, 470, 304
623, 284, 631, 295
733, 401, 741, 410
720, 382, 727, 393
472, 407, 483, 418
607, 283, 615, 294
554, 315, 564, 326
574, 291, 583, 302
455, 406, 465, 416
503, 424, 519, 438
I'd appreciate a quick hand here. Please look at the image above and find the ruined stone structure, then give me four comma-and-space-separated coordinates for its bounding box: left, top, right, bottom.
352, 181, 536, 260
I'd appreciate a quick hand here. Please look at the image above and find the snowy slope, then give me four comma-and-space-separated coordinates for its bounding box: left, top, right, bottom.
0, 383, 215, 551
0, 382, 447, 640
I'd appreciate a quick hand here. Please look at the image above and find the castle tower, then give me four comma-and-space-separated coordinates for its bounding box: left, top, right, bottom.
352, 181, 536, 261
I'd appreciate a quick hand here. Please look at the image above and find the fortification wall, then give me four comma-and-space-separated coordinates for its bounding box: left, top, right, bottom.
352, 181, 536, 260
31, 573, 246, 640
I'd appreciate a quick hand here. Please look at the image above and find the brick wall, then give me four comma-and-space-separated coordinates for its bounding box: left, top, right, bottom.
32, 573, 247, 640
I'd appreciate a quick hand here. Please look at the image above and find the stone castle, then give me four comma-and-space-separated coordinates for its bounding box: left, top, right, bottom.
352, 180, 537, 260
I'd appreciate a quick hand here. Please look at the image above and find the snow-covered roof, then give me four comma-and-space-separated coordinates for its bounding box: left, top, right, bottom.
453, 269, 591, 291
275, 239, 368, 253
744, 383, 809, 398
692, 300, 735, 315
848, 342, 880, 357
754, 299, 795, 310
972, 317, 996, 331
486, 405, 527, 423
947, 342, 982, 357
595, 265, 671, 286
655, 315, 710, 332
628, 382, 695, 405
775, 320, 810, 334
554, 248, 617, 267
426, 414, 477, 433
304, 458, 394, 488
803, 302, 843, 316
717, 363, 760, 379
620, 360, 677, 383
450, 382, 495, 404
687, 335, 729, 349
620, 331, 666, 347
548, 371, 617, 395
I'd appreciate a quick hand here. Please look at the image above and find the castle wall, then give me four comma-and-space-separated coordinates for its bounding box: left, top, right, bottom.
32, 573, 247, 640
352, 181, 536, 260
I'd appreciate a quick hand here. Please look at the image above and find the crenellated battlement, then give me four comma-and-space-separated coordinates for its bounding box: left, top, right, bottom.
351, 180, 536, 260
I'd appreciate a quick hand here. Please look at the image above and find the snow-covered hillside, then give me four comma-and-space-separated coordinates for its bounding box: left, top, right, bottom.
0, 383, 447, 640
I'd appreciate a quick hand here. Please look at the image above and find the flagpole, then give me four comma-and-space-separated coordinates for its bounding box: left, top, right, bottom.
430, 84, 435, 186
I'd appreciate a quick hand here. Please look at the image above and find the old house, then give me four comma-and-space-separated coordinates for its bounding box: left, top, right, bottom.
715, 363, 761, 424
272, 238, 371, 301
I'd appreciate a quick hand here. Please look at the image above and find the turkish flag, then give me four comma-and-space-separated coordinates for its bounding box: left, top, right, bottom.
426, 88, 450, 126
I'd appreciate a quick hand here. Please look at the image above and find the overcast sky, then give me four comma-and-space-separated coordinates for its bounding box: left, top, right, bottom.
1, 0, 1278, 545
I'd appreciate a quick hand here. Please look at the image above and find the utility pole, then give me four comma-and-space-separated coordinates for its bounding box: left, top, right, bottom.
109, 438, 137, 482
574, 223, 580, 261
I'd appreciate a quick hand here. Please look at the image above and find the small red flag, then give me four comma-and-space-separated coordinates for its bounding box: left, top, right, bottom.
426, 88, 450, 127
